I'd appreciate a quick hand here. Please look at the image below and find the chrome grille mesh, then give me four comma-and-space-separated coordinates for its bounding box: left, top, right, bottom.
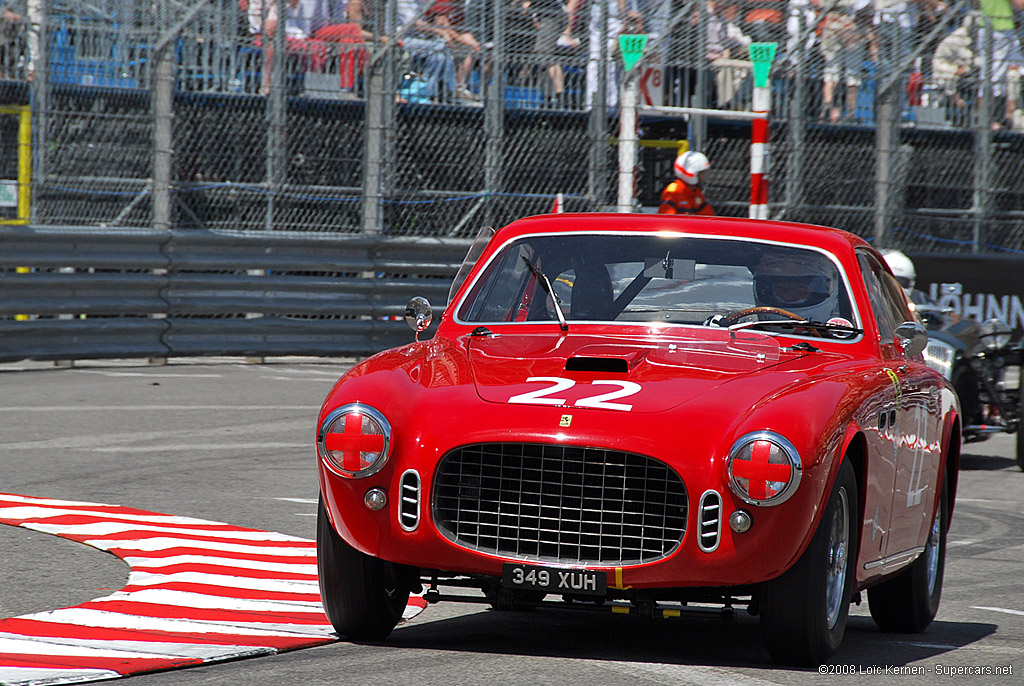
433, 443, 688, 566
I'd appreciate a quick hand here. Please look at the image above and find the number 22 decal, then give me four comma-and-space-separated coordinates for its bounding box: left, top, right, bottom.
508, 377, 641, 411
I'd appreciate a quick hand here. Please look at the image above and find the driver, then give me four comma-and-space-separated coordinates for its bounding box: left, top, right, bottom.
752, 252, 840, 323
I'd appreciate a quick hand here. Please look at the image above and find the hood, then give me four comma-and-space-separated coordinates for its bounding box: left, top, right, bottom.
467, 329, 791, 414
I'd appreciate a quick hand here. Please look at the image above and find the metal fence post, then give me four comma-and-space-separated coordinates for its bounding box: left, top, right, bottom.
588, 0, 608, 210
484, 0, 505, 227
265, 0, 288, 231
153, 46, 174, 234
692, 1, 708, 154
28, 0, 47, 224
974, 18, 994, 254
874, 86, 896, 246
785, 22, 806, 221
362, 0, 397, 236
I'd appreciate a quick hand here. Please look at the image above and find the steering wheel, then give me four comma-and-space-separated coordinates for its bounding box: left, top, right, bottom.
723, 306, 805, 326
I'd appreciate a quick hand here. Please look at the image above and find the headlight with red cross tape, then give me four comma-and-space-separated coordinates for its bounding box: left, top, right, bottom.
726, 431, 802, 506
317, 403, 392, 478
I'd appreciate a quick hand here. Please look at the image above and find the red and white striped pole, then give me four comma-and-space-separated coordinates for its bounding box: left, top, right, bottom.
748, 43, 777, 220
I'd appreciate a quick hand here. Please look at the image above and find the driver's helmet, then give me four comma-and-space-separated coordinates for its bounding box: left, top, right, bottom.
753, 252, 839, 323
880, 249, 916, 297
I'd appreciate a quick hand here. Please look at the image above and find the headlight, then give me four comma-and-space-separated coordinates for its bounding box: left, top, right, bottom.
727, 431, 802, 506
923, 339, 956, 380
317, 404, 391, 478
979, 318, 1012, 350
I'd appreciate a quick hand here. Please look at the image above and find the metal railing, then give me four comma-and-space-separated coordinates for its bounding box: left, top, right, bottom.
0, 226, 468, 361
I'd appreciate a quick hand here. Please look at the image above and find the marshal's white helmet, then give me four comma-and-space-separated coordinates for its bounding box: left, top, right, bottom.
674, 151, 710, 186
753, 251, 840, 323
881, 249, 916, 296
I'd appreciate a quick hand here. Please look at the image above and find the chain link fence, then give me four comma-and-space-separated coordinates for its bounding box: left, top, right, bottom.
0, 0, 1022, 252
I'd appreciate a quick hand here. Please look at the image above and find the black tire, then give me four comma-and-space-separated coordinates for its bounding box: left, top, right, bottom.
950, 364, 980, 427
1017, 432, 1024, 473
317, 497, 410, 641
760, 458, 859, 667
1017, 394, 1024, 472
867, 475, 948, 632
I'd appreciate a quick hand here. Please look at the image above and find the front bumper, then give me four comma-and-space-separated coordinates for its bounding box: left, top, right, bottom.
317, 405, 827, 590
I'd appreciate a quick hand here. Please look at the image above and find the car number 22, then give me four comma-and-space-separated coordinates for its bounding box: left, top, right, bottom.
507, 377, 641, 411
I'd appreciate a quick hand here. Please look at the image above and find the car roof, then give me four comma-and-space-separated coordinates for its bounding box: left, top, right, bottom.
494, 214, 869, 256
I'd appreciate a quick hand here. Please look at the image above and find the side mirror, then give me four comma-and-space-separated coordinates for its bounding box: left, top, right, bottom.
405, 297, 433, 341
894, 320, 928, 358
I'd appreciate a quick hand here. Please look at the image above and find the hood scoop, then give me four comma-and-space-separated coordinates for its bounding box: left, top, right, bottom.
565, 356, 630, 373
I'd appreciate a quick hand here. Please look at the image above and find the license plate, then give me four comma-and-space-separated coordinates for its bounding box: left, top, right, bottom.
502, 563, 607, 597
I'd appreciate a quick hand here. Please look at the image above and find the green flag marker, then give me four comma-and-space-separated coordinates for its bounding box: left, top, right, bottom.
748, 42, 778, 89
619, 34, 648, 71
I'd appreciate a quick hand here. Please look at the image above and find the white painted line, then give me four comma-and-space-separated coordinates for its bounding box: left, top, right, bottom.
0, 636, 180, 659
28, 521, 308, 542
0, 506, 231, 526
274, 498, 319, 504
73, 371, 225, 378
123, 555, 317, 576
89, 589, 325, 613
0, 405, 311, 412
599, 660, 783, 686
0, 667, 120, 684
81, 536, 314, 556
125, 571, 321, 595
972, 606, 1024, 616
22, 608, 323, 638
91, 443, 303, 453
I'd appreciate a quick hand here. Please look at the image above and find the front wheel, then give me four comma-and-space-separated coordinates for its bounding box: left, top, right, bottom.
867, 475, 948, 632
317, 497, 411, 640
759, 458, 859, 667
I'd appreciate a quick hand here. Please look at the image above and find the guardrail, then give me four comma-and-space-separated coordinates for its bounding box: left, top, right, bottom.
0, 227, 470, 362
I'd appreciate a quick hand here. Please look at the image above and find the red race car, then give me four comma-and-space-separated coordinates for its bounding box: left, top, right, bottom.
316, 214, 960, 666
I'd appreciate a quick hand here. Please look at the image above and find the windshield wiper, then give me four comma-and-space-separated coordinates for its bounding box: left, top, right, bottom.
729, 319, 863, 337
521, 255, 568, 332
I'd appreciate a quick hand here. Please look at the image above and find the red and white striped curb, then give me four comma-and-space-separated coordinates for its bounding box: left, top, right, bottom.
0, 493, 426, 686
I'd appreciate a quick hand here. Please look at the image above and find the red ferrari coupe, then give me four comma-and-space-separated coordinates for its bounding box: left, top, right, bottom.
316, 214, 960, 666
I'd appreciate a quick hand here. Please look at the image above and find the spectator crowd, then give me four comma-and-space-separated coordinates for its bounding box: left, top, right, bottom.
0, 0, 1022, 129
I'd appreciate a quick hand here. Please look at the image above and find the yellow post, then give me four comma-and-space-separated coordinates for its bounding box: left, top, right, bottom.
0, 104, 31, 225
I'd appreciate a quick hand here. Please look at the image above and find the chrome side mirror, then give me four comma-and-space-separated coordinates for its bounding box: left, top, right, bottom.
405, 297, 433, 341
894, 320, 928, 358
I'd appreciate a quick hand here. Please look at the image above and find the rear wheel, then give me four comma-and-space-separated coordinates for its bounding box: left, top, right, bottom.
759, 458, 858, 667
317, 497, 410, 640
867, 476, 948, 632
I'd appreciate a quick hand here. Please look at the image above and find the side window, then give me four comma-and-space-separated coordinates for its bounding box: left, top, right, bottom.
878, 269, 914, 325
859, 252, 911, 343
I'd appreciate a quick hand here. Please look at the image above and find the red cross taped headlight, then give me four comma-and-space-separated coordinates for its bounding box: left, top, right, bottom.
318, 404, 392, 479
727, 431, 802, 506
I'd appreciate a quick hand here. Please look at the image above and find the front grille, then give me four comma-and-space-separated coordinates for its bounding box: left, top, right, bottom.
433, 443, 688, 566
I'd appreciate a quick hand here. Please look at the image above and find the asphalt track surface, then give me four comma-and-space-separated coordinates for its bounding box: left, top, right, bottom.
1, 358, 1022, 686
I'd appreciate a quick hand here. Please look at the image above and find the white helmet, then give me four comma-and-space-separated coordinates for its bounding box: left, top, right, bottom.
674, 151, 710, 186
881, 249, 916, 295
753, 251, 840, 323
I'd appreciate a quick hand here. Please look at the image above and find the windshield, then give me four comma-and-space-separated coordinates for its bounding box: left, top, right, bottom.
455, 232, 857, 337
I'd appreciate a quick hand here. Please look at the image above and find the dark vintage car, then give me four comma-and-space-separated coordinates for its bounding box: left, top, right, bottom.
914, 288, 1023, 471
